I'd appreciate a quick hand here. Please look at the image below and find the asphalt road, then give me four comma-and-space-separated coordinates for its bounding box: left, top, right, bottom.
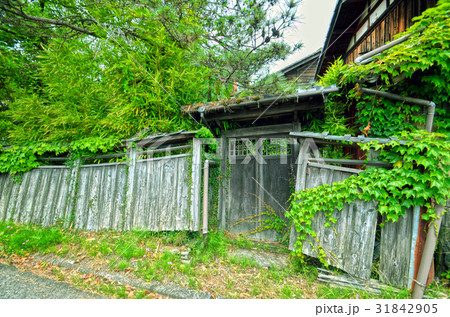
0, 262, 104, 299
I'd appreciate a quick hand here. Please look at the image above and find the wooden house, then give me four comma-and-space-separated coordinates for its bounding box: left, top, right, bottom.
186, 0, 438, 134
278, 49, 322, 86
316, 0, 437, 76
184, 0, 447, 290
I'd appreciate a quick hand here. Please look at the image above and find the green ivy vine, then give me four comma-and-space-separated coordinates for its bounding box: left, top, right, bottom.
0, 142, 68, 175
287, 131, 450, 257
291, 1, 450, 263
232, 194, 289, 240
317, 0, 450, 138
0, 136, 120, 175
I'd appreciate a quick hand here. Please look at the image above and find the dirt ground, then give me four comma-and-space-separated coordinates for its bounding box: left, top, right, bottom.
0, 244, 319, 299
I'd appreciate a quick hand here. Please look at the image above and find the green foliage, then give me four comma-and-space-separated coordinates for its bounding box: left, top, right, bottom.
229, 255, 261, 269
288, 256, 319, 282
321, 91, 357, 135
0, 0, 304, 173
280, 285, 294, 299
231, 195, 289, 243
0, 4, 210, 173
289, 1, 450, 268
137, 250, 181, 281
0, 0, 302, 121
115, 260, 130, 271
287, 131, 449, 258
316, 284, 410, 299
5, 34, 205, 144
240, 72, 299, 96
195, 127, 214, 139
2, 222, 444, 299
205, 163, 221, 230
145, 230, 195, 246
229, 236, 255, 249
0, 221, 65, 255
159, 0, 302, 92
194, 231, 229, 262
0, 136, 124, 174
0, 142, 69, 174
233, 209, 289, 237
318, 1, 450, 137
70, 136, 122, 157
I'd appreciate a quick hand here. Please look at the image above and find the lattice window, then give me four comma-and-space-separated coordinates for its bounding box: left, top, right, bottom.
229, 139, 256, 156
229, 138, 291, 156
262, 139, 291, 156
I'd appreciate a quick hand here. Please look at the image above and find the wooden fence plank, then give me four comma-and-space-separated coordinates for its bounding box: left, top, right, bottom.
190, 139, 202, 231
290, 165, 378, 280
218, 137, 229, 230
289, 140, 309, 250
379, 209, 415, 288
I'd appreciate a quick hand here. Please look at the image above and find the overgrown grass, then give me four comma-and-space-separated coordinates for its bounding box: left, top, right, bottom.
0, 221, 67, 255
1, 220, 448, 299
316, 284, 411, 299
137, 250, 181, 281
192, 231, 229, 263
229, 255, 260, 269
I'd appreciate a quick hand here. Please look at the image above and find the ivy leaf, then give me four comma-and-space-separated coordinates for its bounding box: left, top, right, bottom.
393, 161, 403, 169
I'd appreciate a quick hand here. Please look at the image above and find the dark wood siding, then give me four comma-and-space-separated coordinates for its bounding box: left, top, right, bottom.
284, 59, 319, 85
345, 0, 437, 64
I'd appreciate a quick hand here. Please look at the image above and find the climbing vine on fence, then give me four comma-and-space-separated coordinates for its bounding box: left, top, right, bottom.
232, 193, 289, 240
286, 1, 450, 264
0, 142, 68, 175
0, 136, 121, 175
287, 131, 450, 260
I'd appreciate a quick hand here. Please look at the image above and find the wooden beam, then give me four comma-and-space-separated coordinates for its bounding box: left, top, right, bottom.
313, 140, 359, 148
37, 157, 68, 162
307, 162, 363, 174
290, 131, 408, 145
225, 123, 293, 138
206, 102, 324, 122
121, 133, 196, 149
120, 131, 197, 148
190, 139, 202, 231
84, 153, 126, 161
317, 268, 398, 294
218, 138, 228, 229
308, 157, 392, 168
289, 139, 309, 250
134, 145, 192, 156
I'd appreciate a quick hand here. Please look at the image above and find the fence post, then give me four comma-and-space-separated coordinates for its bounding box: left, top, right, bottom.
124, 147, 137, 231
217, 137, 228, 230
289, 139, 308, 251
65, 159, 81, 228
191, 138, 202, 231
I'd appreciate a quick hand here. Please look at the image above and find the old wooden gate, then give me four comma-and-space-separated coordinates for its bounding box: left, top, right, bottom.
218, 125, 297, 241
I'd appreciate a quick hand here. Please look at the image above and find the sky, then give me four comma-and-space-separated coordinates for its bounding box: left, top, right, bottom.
270, 0, 339, 73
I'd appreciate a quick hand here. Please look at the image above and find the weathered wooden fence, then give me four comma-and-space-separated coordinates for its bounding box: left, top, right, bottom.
288, 139, 429, 288
289, 161, 379, 280
0, 139, 202, 232
0, 166, 74, 227
3, 126, 446, 288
